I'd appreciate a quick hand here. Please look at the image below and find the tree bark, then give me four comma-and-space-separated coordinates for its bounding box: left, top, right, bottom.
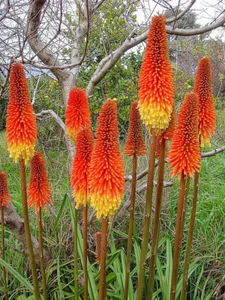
0, 204, 51, 266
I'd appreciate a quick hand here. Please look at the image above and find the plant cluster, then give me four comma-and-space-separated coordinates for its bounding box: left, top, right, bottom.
0, 15, 217, 300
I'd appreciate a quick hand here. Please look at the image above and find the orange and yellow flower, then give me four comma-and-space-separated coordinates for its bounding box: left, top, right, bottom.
27, 151, 51, 212
169, 93, 200, 179
194, 57, 216, 147
88, 100, 124, 218
138, 16, 174, 134
65, 88, 91, 141
70, 127, 93, 208
0, 172, 10, 207
6, 62, 37, 164
155, 108, 176, 158
124, 101, 146, 156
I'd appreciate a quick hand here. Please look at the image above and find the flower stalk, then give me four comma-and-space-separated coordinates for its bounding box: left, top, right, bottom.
20, 159, 41, 299
147, 138, 166, 300
136, 134, 156, 300
38, 208, 47, 300
1, 206, 8, 300
99, 217, 108, 300
124, 154, 137, 300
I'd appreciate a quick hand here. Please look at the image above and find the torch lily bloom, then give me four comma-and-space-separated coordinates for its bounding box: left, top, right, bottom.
70, 127, 93, 208
0, 172, 10, 207
124, 101, 146, 157
194, 57, 216, 147
155, 107, 176, 158
65, 88, 91, 142
89, 100, 124, 219
138, 16, 174, 134
169, 93, 201, 179
28, 152, 51, 212
6, 62, 37, 164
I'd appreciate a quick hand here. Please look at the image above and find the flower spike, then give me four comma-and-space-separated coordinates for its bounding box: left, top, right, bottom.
194, 57, 216, 147
65, 88, 91, 142
138, 16, 174, 134
71, 127, 93, 208
28, 151, 51, 212
89, 100, 124, 219
6, 62, 37, 164
124, 101, 146, 157
0, 172, 10, 207
169, 93, 200, 179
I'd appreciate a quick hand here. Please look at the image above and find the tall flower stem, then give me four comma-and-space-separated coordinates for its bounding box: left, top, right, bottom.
147, 139, 166, 300
83, 204, 88, 300
38, 208, 47, 300
170, 175, 187, 300
1, 206, 8, 300
19, 159, 41, 299
180, 172, 199, 300
74, 208, 78, 300
124, 154, 137, 300
99, 217, 108, 300
137, 134, 156, 300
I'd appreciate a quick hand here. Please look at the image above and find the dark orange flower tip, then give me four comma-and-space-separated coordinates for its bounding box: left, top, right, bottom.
88, 100, 124, 219
65, 88, 91, 142
27, 151, 51, 212
169, 93, 201, 179
0, 172, 10, 207
138, 15, 174, 134
6, 62, 37, 164
194, 57, 216, 147
70, 127, 93, 208
124, 102, 146, 156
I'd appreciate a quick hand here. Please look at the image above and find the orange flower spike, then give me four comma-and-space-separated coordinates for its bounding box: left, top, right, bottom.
6, 62, 37, 164
155, 108, 176, 158
0, 172, 11, 207
194, 57, 216, 147
27, 152, 52, 212
65, 88, 91, 142
89, 100, 124, 219
124, 101, 146, 156
169, 93, 201, 179
70, 127, 93, 208
138, 16, 174, 134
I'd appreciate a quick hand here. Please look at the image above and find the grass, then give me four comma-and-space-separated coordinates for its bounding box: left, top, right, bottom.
0, 129, 225, 299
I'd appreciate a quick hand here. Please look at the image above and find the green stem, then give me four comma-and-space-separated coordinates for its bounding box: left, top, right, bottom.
98, 217, 108, 300
38, 208, 47, 300
170, 175, 187, 300
83, 205, 88, 300
124, 155, 138, 300
19, 160, 41, 299
147, 139, 166, 300
2, 206, 8, 300
74, 208, 78, 300
180, 172, 199, 300
136, 134, 156, 300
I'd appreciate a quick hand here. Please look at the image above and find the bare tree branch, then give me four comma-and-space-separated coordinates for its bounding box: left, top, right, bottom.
36, 109, 66, 131
201, 146, 225, 158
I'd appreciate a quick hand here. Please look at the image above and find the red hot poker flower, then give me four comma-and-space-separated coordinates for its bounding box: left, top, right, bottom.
88, 100, 124, 219
0, 172, 10, 207
28, 152, 51, 212
194, 57, 216, 147
155, 108, 177, 158
70, 127, 93, 208
169, 93, 200, 179
6, 62, 37, 164
65, 88, 91, 141
138, 16, 174, 134
124, 101, 146, 157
